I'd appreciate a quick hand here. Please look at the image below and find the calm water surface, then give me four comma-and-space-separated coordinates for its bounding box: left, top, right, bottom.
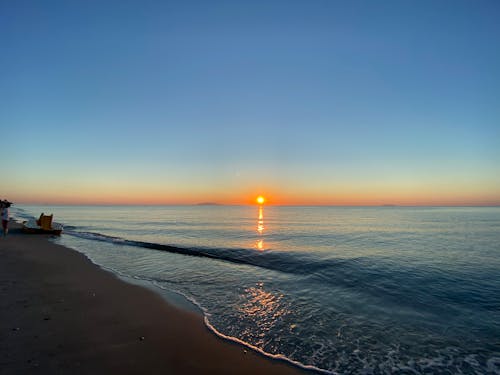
14, 205, 500, 374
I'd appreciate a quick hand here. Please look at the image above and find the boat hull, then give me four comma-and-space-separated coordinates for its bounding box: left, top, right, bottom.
22, 226, 62, 235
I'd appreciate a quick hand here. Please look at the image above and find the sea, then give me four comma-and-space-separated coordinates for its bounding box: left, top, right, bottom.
12, 205, 500, 374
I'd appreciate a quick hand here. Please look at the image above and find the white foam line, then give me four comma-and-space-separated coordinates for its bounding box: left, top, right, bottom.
143, 280, 334, 374
149, 281, 207, 314
203, 317, 336, 375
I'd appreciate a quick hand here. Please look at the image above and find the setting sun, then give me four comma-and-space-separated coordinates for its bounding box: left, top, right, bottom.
256, 196, 265, 205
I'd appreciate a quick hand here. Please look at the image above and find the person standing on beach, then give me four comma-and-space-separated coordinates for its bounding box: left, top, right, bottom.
1, 200, 10, 236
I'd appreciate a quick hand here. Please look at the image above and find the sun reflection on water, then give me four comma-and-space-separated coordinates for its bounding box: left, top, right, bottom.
257, 239, 264, 250
256, 205, 265, 250
258, 206, 264, 233
236, 282, 290, 346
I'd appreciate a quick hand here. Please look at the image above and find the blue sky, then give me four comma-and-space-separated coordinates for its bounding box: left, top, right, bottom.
1, 0, 499, 205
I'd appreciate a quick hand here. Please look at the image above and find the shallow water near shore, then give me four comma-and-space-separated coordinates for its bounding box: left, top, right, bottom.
13, 205, 500, 374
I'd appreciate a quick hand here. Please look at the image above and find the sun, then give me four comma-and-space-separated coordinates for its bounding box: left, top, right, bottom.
256, 196, 265, 205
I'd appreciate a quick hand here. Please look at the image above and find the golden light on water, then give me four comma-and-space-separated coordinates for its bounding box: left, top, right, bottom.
257, 206, 264, 234
257, 239, 264, 250
237, 283, 288, 324
256, 201, 265, 250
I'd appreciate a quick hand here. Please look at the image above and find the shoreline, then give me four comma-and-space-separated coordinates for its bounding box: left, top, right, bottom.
0, 223, 308, 374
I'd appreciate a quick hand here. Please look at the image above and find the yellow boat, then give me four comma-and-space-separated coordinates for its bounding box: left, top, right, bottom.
23, 213, 63, 235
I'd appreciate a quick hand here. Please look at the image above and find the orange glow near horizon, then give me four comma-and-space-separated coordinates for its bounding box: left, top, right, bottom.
4, 182, 500, 207
8, 193, 500, 207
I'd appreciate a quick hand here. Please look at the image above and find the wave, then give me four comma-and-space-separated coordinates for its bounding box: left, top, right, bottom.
63, 232, 451, 302
202, 317, 334, 375
64, 228, 500, 320
11, 208, 35, 222
65, 229, 338, 275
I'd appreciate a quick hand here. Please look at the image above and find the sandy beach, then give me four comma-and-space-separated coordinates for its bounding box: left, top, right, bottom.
0, 223, 306, 375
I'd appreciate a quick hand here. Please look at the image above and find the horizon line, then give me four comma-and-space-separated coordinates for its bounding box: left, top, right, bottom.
11, 202, 500, 208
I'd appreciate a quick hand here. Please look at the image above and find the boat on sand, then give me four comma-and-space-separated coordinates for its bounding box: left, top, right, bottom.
23, 213, 63, 235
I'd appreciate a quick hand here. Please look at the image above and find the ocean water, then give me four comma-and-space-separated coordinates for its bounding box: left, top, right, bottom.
13, 205, 500, 374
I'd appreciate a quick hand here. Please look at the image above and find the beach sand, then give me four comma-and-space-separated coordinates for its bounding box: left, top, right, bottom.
0, 223, 306, 374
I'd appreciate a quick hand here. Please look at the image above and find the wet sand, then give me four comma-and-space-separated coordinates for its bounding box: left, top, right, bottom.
0, 223, 307, 374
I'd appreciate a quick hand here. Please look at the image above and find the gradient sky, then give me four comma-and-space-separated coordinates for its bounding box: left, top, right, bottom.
2, 0, 499, 205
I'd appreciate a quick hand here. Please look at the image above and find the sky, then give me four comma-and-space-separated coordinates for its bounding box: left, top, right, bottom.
1, 0, 499, 205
